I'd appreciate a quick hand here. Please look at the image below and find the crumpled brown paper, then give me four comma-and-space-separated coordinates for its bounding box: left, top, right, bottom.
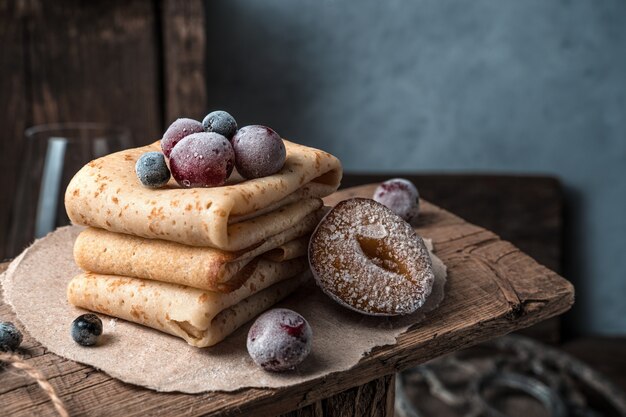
1, 226, 446, 393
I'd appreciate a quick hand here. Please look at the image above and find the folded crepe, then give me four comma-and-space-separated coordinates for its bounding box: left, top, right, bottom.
67, 266, 310, 347
65, 140, 342, 250
262, 237, 309, 263
74, 209, 323, 292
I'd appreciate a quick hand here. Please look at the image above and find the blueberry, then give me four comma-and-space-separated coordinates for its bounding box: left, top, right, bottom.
135, 152, 171, 188
169, 132, 235, 187
247, 308, 312, 372
161, 118, 204, 158
373, 178, 420, 223
232, 125, 286, 179
202, 110, 238, 140
71, 314, 103, 346
0, 322, 23, 351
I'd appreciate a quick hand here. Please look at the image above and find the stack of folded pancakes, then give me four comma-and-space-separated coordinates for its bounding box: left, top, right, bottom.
64, 140, 342, 347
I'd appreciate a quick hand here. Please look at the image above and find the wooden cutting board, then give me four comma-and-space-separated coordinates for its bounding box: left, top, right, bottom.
0, 184, 574, 417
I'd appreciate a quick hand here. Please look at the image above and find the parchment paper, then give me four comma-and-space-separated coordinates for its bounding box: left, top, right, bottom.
1, 226, 446, 393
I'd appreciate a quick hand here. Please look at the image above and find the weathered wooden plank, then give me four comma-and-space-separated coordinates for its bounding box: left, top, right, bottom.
280, 375, 394, 417
0, 185, 573, 416
0, 1, 29, 261
161, 0, 207, 124
25, 0, 161, 145
0, 0, 163, 261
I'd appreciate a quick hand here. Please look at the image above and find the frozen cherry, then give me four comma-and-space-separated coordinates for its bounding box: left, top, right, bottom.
232, 125, 286, 179
202, 110, 238, 140
373, 178, 420, 223
169, 132, 235, 187
247, 308, 312, 372
161, 118, 204, 158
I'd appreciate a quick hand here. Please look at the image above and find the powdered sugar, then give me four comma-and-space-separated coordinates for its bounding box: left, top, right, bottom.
309, 198, 434, 316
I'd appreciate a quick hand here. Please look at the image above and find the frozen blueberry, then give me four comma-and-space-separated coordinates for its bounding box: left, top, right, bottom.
0, 322, 23, 351
71, 314, 103, 346
169, 132, 235, 187
373, 178, 420, 223
232, 125, 286, 179
247, 308, 312, 372
202, 110, 238, 140
161, 118, 204, 158
135, 152, 171, 188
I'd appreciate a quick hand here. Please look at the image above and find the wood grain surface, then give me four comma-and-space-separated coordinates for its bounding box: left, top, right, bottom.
0, 0, 162, 260
26, 0, 161, 143
161, 0, 207, 124
0, 184, 573, 417
0, 1, 29, 262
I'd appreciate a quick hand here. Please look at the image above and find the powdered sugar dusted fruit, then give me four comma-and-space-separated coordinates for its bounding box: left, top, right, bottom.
202, 110, 238, 140
135, 152, 170, 188
247, 308, 312, 372
232, 125, 286, 179
169, 132, 235, 188
161, 118, 204, 158
373, 178, 420, 223
309, 198, 434, 316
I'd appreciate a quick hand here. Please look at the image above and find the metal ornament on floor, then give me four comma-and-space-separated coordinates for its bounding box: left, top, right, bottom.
395, 335, 626, 417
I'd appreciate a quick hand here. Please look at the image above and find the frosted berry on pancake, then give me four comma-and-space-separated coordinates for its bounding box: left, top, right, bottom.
232, 125, 286, 179
373, 178, 420, 223
161, 118, 204, 158
135, 152, 170, 188
169, 132, 235, 188
247, 308, 312, 372
202, 110, 238, 140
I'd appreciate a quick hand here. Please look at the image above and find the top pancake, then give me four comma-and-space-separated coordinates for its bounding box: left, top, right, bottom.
65, 139, 342, 250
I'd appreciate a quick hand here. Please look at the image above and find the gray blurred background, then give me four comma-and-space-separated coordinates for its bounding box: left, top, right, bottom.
203, 0, 626, 336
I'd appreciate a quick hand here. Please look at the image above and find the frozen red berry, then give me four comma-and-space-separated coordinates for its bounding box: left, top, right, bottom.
161, 118, 204, 158
169, 132, 235, 188
247, 308, 312, 372
373, 178, 420, 223
232, 125, 286, 179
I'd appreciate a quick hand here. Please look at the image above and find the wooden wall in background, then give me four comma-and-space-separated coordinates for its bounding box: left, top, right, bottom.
0, 0, 206, 260
162, 0, 207, 122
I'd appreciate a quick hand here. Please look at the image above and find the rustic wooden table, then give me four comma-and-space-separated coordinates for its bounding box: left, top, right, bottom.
0, 184, 574, 416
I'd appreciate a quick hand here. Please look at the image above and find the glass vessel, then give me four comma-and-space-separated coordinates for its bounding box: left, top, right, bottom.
7, 123, 132, 256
